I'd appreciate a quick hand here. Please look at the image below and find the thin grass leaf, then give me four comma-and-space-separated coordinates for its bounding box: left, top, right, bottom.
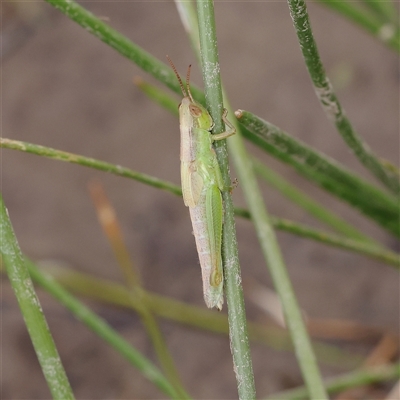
269, 218, 399, 268
134, 77, 179, 117
174, 0, 201, 65
360, 0, 398, 24
3, 137, 397, 265
253, 158, 377, 245
266, 363, 400, 400
44, 0, 205, 103
0, 138, 182, 197
234, 207, 399, 267
23, 258, 184, 399
134, 78, 399, 266
236, 110, 399, 237
0, 195, 75, 400
287, 0, 400, 194
43, 0, 399, 197
317, 0, 399, 50
35, 263, 363, 369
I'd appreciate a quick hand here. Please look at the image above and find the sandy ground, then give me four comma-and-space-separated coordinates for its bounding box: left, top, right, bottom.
2, 2, 399, 399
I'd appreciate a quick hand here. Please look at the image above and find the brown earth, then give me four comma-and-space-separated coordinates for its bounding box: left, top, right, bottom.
2, 2, 399, 399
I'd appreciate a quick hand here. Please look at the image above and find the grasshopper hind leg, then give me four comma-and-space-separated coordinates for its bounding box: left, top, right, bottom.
204, 184, 224, 310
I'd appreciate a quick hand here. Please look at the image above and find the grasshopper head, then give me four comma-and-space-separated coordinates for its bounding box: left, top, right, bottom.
181, 97, 213, 130
167, 56, 214, 130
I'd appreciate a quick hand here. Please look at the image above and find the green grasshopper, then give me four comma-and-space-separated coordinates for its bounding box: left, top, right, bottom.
167, 57, 236, 310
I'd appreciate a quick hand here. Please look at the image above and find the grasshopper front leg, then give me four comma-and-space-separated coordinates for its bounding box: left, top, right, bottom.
211, 109, 236, 141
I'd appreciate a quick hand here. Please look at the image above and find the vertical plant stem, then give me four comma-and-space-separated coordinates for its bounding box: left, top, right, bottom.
195, 2, 256, 399
226, 110, 328, 399
287, 0, 400, 195
196, 1, 327, 397
0, 194, 75, 400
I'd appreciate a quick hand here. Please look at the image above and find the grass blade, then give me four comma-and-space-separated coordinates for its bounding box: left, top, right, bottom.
132, 79, 399, 266
3, 137, 398, 266
44, 0, 205, 103
317, 0, 399, 50
287, 0, 400, 195
253, 158, 377, 244
269, 218, 399, 268
134, 76, 179, 117
0, 194, 75, 400
266, 363, 400, 400
236, 110, 399, 237
37, 263, 363, 368
24, 258, 184, 399
0, 138, 182, 196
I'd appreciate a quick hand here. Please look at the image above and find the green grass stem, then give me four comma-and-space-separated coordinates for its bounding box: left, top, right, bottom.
134, 76, 179, 117
236, 111, 399, 237
266, 363, 400, 400
24, 259, 185, 399
7, 1, 398, 398
268, 218, 399, 268
227, 117, 328, 399
3, 138, 398, 267
0, 138, 182, 196
33, 263, 364, 369
288, 0, 400, 195
43, 0, 205, 104
253, 159, 377, 245
132, 80, 400, 266
360, 0, 398, 24
196, 1, 256, 398
318, 0, 399, 50
193, 2, 328, 397
0, 195, 75, 400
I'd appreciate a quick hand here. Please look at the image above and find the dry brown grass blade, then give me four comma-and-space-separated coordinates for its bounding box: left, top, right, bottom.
88, 180, 188, 399
88, 179, 141, 289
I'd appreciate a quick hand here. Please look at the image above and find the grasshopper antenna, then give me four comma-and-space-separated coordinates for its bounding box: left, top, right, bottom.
166, 55, 186, 97
185, 64, 195, 102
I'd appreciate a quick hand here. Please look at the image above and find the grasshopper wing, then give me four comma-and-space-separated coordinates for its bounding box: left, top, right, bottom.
206, 184, 223, 287
181, 161, 204, 207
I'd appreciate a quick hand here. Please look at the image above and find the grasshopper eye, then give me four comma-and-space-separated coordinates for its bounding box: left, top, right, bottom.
189, 104, 202, 117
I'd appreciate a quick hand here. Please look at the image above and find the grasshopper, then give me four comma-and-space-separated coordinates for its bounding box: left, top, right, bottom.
167, 57, 235, 310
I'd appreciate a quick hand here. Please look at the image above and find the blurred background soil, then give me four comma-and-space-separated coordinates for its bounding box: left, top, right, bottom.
2, 2, 399, 399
